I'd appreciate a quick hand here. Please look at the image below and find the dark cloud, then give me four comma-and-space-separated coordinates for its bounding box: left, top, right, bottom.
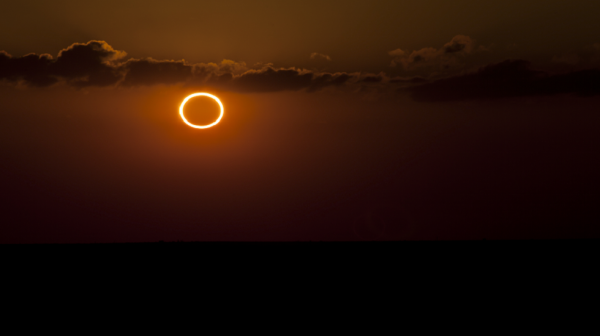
0, 41, 125, 87
0, 41, 357, 93
206, 72, 235, 87
52, 41, 125, 87
390, 76, 428, 84
121, 58, 193, 86
0, 52, 56, 87
443, 36, 471, 54
360, 76, 382, 83
306, 73, 353, 92
550, 42, 600, 70
227, 67, 360, 93
536, 68, 600, 97
408, 59, 600, 101
230, 67, 313, 92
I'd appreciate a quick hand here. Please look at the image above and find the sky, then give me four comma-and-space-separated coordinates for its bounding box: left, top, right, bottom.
1, 0, 600, 242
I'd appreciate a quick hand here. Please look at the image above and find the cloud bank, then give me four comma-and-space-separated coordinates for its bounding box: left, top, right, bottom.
2, 40, 600, 101
408, 59, 600, 101
0, 41, 126, 87
0, 41, 356, 93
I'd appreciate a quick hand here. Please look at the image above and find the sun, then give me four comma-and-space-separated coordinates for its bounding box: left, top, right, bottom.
179, 92, 224, 129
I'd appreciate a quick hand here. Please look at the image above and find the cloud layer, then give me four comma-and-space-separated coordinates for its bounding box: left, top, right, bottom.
2, 40, 600, 101
408, 59, 600, 101
0, 41, 358, 93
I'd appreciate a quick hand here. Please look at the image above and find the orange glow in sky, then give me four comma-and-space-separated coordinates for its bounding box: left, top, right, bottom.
179, 92, 224, 129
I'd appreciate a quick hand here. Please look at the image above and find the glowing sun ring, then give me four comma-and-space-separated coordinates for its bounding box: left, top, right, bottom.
179, 92, 224, 129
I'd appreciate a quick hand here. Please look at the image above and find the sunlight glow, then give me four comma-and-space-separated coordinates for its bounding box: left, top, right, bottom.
179, 92, 224, 129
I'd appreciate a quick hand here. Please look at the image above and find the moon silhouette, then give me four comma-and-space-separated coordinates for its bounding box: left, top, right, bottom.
179, 93, 224, 129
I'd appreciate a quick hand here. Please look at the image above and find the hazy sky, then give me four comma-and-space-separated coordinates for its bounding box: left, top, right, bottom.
1, 0, 599, 242
3, 0, 600, 71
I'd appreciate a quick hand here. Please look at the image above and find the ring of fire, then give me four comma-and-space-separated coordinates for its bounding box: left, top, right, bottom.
179, 92, 224, 129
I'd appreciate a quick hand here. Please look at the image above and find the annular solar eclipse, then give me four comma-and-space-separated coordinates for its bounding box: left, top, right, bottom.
179, 93, 224, 129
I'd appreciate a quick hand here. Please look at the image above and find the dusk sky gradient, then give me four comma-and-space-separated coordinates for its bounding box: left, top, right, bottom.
2, 0, 599, 243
